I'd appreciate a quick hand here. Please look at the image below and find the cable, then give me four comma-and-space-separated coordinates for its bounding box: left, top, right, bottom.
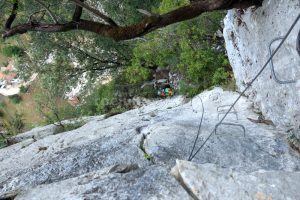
189, 13, 300, 161
188, 96, 204, 160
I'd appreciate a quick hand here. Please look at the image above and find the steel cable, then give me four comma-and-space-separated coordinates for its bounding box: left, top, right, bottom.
188, 13, 300, 161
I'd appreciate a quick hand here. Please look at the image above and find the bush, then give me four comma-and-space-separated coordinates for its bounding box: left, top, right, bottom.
9, 94, 22, 104
54, 121, 85, 135
80, 74, 151, 116
179, 80, 200, 97
0, 109, 4, 117
79, 81, 117, 116
0, 137, 7, 149
139, 85, 157, 98
212, 68, 230, 85
1, 45, 24, 57
0, 102, 5, 109
2, 112, 25, 135
20, 85, 29, 94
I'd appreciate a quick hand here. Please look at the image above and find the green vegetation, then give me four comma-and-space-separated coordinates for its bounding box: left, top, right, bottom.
1, 112, 25, 136
9, 94, 22, 104
19, 85, 29, 94
54, 121, 86, 135
0, 109, 4, 117
144, 153, 153, 161
33, 80, 81, 127
1, 45, 24, 58
0, 101, 5, 109
0, 0, 236, 142
125, 0, 232, 97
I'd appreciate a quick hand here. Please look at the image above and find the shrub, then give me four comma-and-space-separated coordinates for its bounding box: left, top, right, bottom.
125, 63, 152, 84
1, 45, 24, 57
0, 102, 5, 109
139, 85, 156, 98
54, 121, 85, 135
9, 94, 22, 104
20, 85, 29, 94
179, 80, 200, 97
79, 81, 117, 116
0, 137, 7, 149
2, 112, 25, 135
212, 68, 230, 85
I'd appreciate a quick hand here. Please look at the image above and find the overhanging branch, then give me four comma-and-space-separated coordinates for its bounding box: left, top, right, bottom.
5, 0, 18, 30
72, 0, 84, 22
2, 0, 263, 41
34, 0, 58, 23
69, 0, 118, 26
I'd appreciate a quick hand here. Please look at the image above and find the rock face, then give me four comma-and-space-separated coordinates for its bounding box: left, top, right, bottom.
223, 0, 300, 137
172, 160, 300, 200
0, 88, 300, 199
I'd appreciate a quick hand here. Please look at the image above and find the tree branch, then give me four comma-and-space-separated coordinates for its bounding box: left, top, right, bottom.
69, 0, 117, 26
5, 0, 18, 30
34, 0, 58, 23
72, 0, 84, 22
2, 0, 262, 40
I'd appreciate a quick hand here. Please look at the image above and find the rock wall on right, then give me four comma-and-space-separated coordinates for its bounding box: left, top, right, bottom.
224, 0, 300, 138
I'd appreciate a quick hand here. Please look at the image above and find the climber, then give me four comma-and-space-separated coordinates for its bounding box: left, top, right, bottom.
156, 79, 174, 97
140, 67, 174, 97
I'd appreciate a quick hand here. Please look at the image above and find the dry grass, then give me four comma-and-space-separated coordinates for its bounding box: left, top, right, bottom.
1, 81, 71, 132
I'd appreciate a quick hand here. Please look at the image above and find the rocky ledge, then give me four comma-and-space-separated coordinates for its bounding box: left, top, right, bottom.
0, 88, 299, 199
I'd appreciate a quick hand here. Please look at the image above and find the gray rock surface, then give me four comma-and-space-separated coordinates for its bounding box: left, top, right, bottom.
223, 0, 300, 138
143, 89, 300, 172
7, 116, 103, 144
172, 160, 300, 200
1, 88, 299, 199
16, 165, 191, 200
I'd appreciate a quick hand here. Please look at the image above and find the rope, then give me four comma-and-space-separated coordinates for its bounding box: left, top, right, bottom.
188, 13, 300, 161
188, 96, 204, 160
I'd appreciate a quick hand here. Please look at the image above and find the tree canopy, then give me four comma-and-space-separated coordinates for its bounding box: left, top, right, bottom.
0, 0, 263, 40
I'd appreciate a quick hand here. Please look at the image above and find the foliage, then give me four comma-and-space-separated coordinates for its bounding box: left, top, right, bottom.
33, 79, 80, 127
139, 85, 156, 98
79, 80, 126, 116
125, 63, 152, 84
19, 85, 29, 94
156, 0, 188, 14
144, 153, 153, 161
0, 109, 4, 117
126, 0, 230, 97
1, 45, 24, 57
1, 112, 25, 135
212, 67, 230, 85
0, 137, 6, 149
80, 70, 156, 116
178, 80, 197, 97
0, 102, 5, 109
100, 0, 160, 25
9, 94, 22, 104
54, 121, 86, 135
9, 0, 160, 91
0, 0, 233, 131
